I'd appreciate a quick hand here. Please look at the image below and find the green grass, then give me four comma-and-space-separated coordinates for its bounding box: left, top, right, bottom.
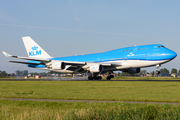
112, 76, 180, 80
1, 81, 180, 119
1, 81, 180, 102
1, 99, 180, 120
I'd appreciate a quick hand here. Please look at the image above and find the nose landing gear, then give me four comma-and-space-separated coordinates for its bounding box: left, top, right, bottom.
156, 64, 161, 74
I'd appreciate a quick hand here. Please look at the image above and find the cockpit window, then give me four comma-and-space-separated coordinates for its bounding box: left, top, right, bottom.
158, 45, 165, 48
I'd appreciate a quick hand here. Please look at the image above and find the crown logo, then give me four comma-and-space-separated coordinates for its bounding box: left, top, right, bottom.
32, 45, 38, 50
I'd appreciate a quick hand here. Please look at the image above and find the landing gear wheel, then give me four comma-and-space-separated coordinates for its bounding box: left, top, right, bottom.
99, 76, 102, 80
110, 75, 114, 78
156, 70, 160, 74
106, 76, 111, 80
106, 72, 114, 80
88, 74, 102, 80
93, 76, 102, 80
88, 76, 93, 80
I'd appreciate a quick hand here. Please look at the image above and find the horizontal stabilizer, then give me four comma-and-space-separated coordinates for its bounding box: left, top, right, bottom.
15, 56, 50, 62
2, 51, 50, 62
2, 51, 12, 57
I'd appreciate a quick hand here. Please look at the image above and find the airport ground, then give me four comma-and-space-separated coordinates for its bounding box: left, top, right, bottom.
2, 76, 180, 80
1, 79, 180, 119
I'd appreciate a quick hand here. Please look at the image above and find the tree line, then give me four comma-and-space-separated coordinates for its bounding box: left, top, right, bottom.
0, 70, 63, 77
118, 68, 180, 76
0, 68, 180, 77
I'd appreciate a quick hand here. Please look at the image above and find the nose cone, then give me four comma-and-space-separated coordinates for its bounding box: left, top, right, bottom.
170, 50, 177, 59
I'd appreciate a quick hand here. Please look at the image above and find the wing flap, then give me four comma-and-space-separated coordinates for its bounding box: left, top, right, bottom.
64, 61, 86, 66
101, 62, 122, 66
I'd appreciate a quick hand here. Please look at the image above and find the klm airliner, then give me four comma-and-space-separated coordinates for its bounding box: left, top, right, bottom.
3, 36, 177, 80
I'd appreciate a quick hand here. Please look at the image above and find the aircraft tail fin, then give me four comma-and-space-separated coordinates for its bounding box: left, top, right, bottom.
22, 36, 52, 58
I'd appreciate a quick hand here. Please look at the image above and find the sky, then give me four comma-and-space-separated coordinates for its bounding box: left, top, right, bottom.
0, 0, 180, 73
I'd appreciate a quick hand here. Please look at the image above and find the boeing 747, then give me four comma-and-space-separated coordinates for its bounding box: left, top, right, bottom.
2, 36, 177, 80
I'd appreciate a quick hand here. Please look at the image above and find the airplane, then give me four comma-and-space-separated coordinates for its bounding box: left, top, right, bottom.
2, 36, 177, 80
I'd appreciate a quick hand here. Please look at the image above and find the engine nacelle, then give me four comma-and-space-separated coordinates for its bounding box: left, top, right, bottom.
124, 68, 140, 74
89, 64, 103, 73
52, 62, 65, 70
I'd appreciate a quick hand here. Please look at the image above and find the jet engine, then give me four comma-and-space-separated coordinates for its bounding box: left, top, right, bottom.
51, 62, 66, 70
89, 64, 103, 73
123, 68, 140, 74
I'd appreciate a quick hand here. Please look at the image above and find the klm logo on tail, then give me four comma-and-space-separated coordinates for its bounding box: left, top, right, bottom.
29, 45, 42, 56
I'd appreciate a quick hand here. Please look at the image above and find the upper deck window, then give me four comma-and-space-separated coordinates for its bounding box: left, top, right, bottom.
158, 45, 165, 48
120, 49, 133, 52
137, 48, 148, 50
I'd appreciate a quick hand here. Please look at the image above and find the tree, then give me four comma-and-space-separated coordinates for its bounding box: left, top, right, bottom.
117, 72, 121, 77
171, 68, 177, 74
151, 71, 155, 76
2, 71, 7, 76
0, 71, 8, 76
160, 69, 164, 73
163, 68, 169, 74
178, 69, 180, 73
23, 70, 28, 76
160, 68, 169, 74
140, 70, 147, 75
15, 70, 20, 76
121, 72, 130, 76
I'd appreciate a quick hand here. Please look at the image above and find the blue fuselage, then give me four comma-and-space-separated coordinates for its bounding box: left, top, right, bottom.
50, 44, 177, 63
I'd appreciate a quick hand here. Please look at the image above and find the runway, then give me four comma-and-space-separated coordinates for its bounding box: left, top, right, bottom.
1, 79, 180, 82
1, 98, 180, 105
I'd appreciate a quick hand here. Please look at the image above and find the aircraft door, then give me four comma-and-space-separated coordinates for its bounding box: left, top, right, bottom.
147, 53, 150, 60
133, 46, 138, 53
123, 55, 127, 62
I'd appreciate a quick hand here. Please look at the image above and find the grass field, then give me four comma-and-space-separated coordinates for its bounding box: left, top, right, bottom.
1, 81, 180, 102
1, 81, 180, 119
1, 99, 180, 119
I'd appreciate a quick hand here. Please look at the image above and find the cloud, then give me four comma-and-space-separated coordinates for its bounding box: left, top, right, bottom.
0, 23, 166, 39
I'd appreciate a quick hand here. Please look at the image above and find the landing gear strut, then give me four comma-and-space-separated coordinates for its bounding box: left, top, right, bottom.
156, 64, 161, 74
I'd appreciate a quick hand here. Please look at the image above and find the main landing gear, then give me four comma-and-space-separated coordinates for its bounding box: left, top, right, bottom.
88, 74, 102, 80
106, 72, 114, 80
88, 72, 115, 80
156, 64, 161, 74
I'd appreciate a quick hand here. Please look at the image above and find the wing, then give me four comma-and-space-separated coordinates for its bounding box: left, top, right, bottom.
2, 51, 122, 73
3, 51, 86, 64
